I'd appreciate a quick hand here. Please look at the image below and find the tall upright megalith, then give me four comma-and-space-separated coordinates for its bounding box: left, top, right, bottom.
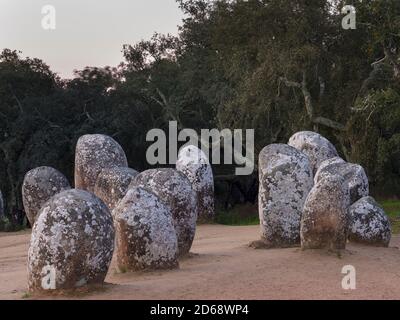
28, 189, 114, 292
22, 166, 71, 225
257, 144, 314, 248
315, 158, 369, 204
113, 187, 179, 271
176, 145, 214, 221
301, 174, 350, 251
75, 134, 128, 193
288, 131, 339, 175
94, 167, 139, 211
130, 168, 197, 256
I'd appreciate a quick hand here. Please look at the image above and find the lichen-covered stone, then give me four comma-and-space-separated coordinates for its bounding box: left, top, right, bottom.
28, 189, 114, 293
94, 167, 139, 211
130, 168, 197, 256
288, 131, 339, 175
348, 196, 391, 247
75, 134, 128, 193
0, 190, 4, 218
315, 158, 369, 204
113, 187, 179, 271
315, 156, 346, 172
22, 167, 71, 226
257, 144, 314, 248
176, 145, 214, 221
301, 174, 350, 251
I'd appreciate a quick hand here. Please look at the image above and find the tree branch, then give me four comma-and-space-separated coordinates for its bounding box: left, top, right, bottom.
384, 47, 400, 78
280, 72, 345, 132
301, 71, 314, 119
313, 116, 345, 131
279, 77, 301, 88
8, 84, 23, 114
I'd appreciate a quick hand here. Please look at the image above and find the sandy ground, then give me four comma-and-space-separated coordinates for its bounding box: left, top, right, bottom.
1, 224, 400, 300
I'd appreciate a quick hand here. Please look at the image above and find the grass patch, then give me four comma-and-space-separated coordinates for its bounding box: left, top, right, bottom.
215, 204, 259, 226
21, 292, 31, 299
215, 200, 400, 234
379, 199, 400, 234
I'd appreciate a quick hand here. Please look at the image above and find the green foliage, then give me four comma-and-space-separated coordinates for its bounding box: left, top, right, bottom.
0, 0, 399, 229
216, 204, 259, 226
379, 199, 400, 234
348, 88, 400, 195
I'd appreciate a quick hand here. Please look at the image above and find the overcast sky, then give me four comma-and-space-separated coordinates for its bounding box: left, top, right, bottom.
0, 0, 183, 78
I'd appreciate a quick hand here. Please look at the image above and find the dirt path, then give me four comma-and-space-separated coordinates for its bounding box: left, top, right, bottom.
1, 225, 400, 300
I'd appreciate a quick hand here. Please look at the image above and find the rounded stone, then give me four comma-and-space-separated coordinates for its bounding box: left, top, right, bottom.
258, 144, 314, 247
348, 196, 391, 247
75, 134, 128, 193
130, 168, 197, 256
301, 174, 350, 251
113, 187, 179, 271
22, 166, 71, 226
94, 167, 139, 211
28, 189, 115, 293
176, 145, 214, 221
288, 131, 339, 175
315, 158, 369, 204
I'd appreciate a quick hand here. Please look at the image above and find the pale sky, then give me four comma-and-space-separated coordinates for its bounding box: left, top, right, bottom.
0, 0, 183, 78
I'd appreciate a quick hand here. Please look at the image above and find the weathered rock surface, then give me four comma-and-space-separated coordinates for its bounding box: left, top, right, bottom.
130, 168, 197, 256
28, 189, 114, 292
348, 196, 391, 247
176, 145, 214, 221
257, 144, 314, 248
288, 131, 339, 175
22, 167, 71, 226
94, 167, 139, 211
113, 187, 179, 271
315, 158, 369, 204
75, 134, 128, 193
301, 174, 350, 251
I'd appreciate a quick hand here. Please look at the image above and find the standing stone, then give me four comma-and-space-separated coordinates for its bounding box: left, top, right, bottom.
94, 167, 139, 211
315, 158, 369, 204
75, 134, 128, 193
288, 131, 339, 175
28, 189, 114, 293
113, 187, 179, 271
22, 167, 71, 226
348, 196, 391, 247
301, 174, 350, 251
176, 145, 214, 221
256, 144, 314, 248
315, 157, 346, 172
130, 168, 197, 256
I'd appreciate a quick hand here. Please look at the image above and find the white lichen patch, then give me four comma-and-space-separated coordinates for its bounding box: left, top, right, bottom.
258, 144, 314, 247
176, 145, 214, 221
94, 167, 139, 211
301, 174, 350, 251
288, 131, 339, 175
348, 196, 391, 247
27, 189, 115, 293
113, 187, 178, 271
22, 166, 71, 226
74, 134, 128, 193
130, 168, 198, 257
315, 158, 369, 204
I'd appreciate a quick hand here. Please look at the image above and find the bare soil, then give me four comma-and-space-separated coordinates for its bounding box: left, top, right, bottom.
1, 224, 400, 300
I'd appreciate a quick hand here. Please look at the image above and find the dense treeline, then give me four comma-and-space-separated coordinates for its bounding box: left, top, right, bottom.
0, 0, 399, 229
